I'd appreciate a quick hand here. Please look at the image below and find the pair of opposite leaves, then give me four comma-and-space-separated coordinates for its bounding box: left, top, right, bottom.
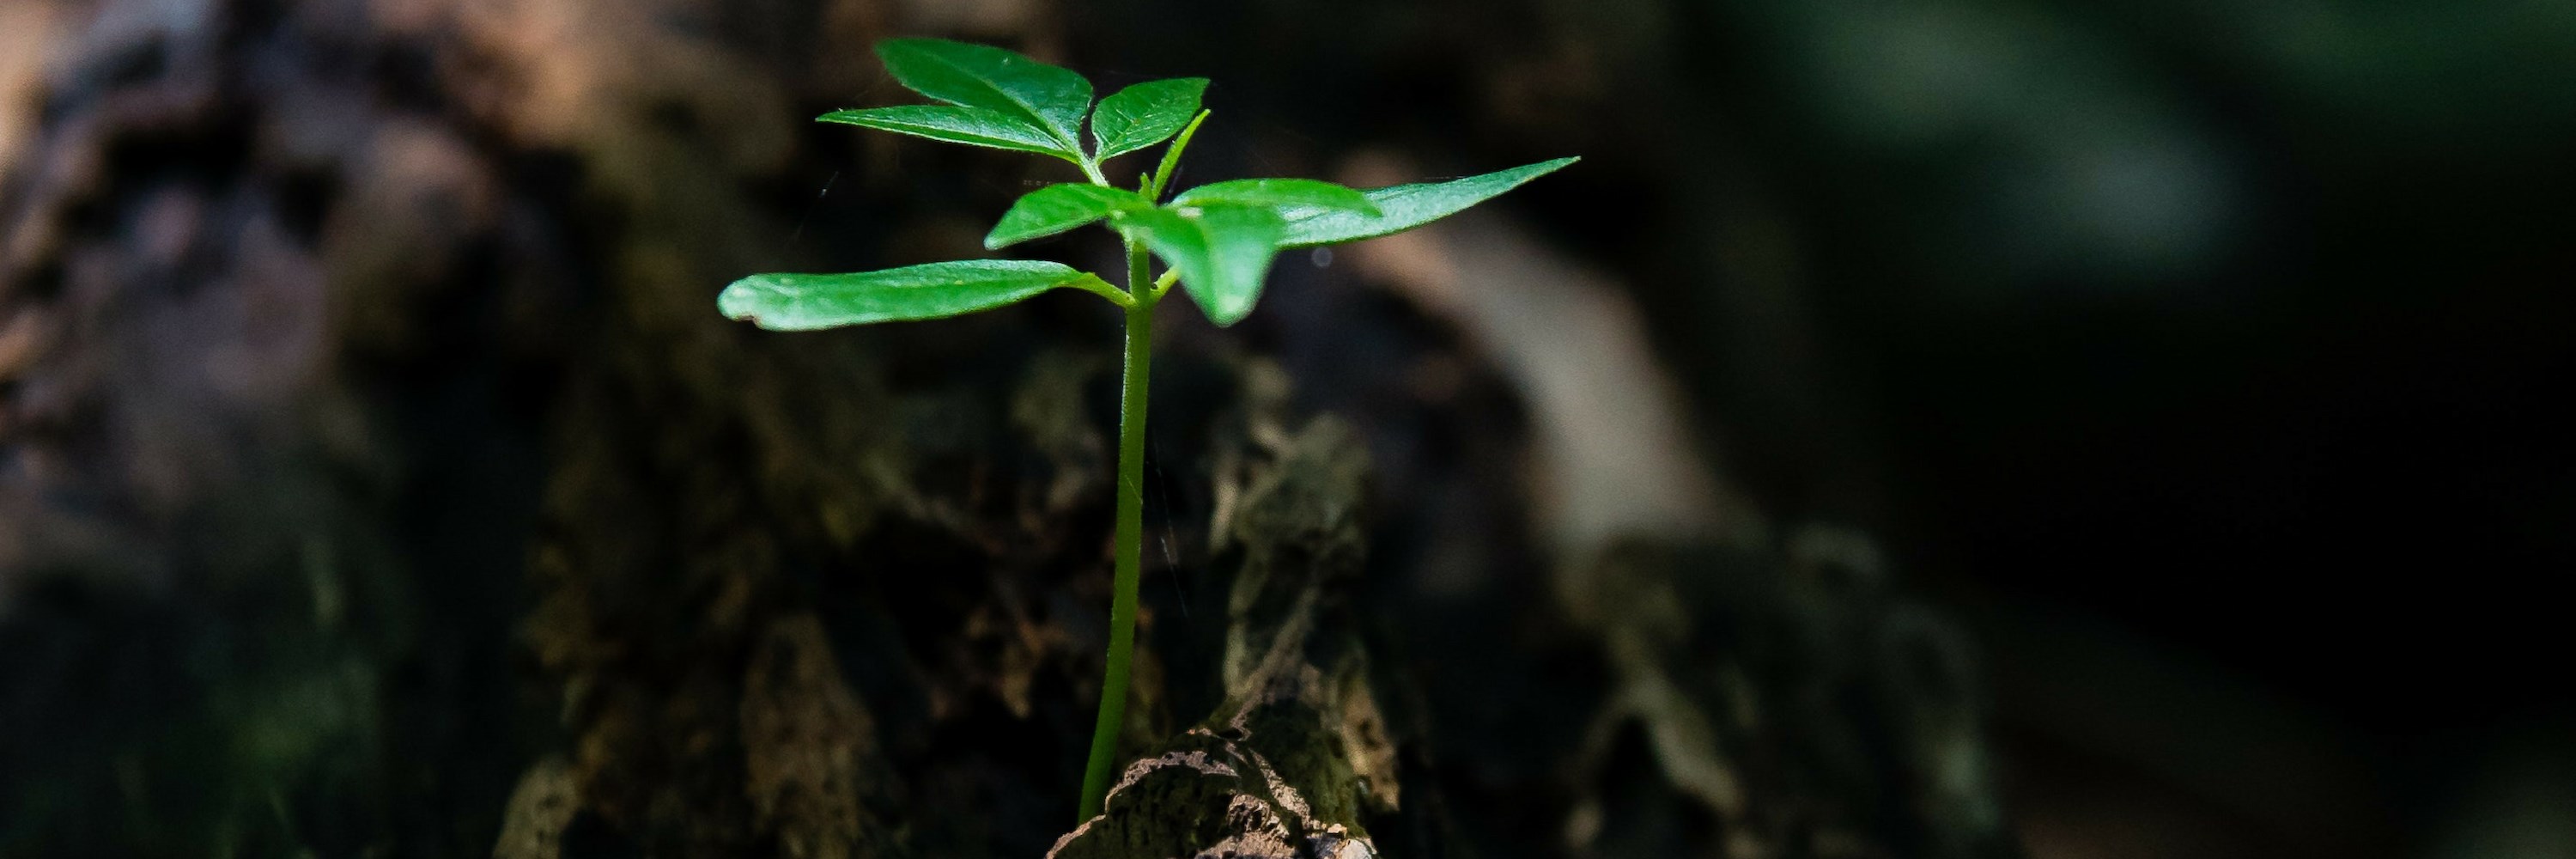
720, 39, 1575, 331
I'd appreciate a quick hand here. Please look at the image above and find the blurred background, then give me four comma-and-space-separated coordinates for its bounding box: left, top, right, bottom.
3, 0, 2572, 856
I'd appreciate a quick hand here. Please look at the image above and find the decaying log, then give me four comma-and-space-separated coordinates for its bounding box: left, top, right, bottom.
1049, 418, 1389, 859
0, 0, 2026, 856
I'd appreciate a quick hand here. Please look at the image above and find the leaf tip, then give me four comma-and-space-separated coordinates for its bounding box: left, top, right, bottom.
872, 37, 945, 59
716, 278, 762, 322
1205, 302, 1254, 327
1187, 280, 1261, 328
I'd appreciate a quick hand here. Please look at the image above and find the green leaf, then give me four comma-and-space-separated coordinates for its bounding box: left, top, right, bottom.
1115, 204, 1286, 326
987, 185, 1153, 248
1090, 78, 1207, 161
876, 39, 1092, 153
818, 107, 1068, 158
1147, 110, 1210, 199
1173, 179, 1381, 216
719, 259, 1091, 331
1277, 157, 1578, 247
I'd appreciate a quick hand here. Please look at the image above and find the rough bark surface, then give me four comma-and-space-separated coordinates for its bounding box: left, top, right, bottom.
0, 1, 2023, 857
1048, 418, 1388, 859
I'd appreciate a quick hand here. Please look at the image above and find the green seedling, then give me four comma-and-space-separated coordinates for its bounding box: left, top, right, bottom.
717, 38, 1575, 821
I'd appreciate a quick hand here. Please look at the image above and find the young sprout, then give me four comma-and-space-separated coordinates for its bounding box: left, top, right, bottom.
717, 38, 1575, 822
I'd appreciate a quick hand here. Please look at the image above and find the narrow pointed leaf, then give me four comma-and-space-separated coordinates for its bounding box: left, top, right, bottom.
876, 39, 1092, 151
1277, 157, 1579, 247
1148, 110, 1210, 198
818, 107, 1070, 158
1090, 78, 1207, 161
987, 185, 1153, 248
1173, 179, 1380, 216
1115, 204, 1286, 326
719, 259, 1091, 331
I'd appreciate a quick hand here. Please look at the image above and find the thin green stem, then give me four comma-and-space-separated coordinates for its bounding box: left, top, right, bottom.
1066, 273, 1133, 308
1078, 239, 1156, 821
